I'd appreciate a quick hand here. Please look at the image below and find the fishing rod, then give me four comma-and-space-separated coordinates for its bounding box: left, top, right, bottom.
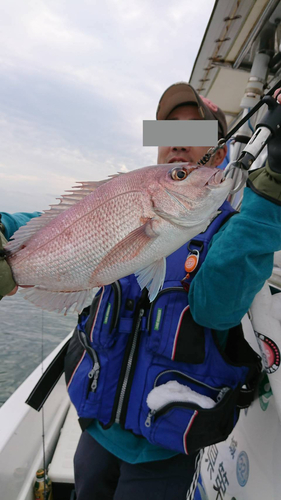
197, 11, 281, 196
197, 78, 281, 195
198, 77, 281, 165
224, 77, 281, 145
234, 91, 281, 171
223, 84, 281, 194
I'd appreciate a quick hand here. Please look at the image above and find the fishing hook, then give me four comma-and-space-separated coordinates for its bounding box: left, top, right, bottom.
223, 161, 248, 194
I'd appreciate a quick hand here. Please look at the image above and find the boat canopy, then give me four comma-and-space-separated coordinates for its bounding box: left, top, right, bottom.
189, 0, 281, 127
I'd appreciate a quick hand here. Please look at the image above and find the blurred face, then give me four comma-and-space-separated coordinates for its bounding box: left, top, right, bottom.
157, 104, 226, 167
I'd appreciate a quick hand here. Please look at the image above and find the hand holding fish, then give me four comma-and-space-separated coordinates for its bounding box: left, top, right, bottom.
0, 224, 17, 298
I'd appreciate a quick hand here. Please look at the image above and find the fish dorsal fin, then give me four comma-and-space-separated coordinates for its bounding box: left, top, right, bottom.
45, 179, 113, 217
108, 172, 125, 178
44, 176, 125, 217
5, 178, 114, 254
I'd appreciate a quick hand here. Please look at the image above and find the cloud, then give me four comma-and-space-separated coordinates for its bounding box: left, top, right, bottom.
0, 0, 215, 212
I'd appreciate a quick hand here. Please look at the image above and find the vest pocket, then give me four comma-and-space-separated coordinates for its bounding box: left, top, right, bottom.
87, 279, 140, 349
87, 281, 122, 348
146, 287, 188, 357
65, 328, 101, 414
140, 367, 237, 455
146, 287, 205, 363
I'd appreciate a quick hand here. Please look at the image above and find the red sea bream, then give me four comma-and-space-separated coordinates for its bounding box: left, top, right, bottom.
6, 163, 233, 313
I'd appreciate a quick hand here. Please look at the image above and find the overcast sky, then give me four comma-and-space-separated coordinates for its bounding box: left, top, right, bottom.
0, 0, 215, 213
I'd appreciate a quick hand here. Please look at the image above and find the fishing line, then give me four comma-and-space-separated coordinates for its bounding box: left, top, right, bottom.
41, 309, 47, 499
224, 78, 281, 143
197, 77, 281, 167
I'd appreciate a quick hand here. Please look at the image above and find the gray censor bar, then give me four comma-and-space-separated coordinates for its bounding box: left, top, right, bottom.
143, 120, 218, 146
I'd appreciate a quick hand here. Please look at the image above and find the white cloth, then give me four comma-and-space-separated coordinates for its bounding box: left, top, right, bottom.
146, 380, 216, 411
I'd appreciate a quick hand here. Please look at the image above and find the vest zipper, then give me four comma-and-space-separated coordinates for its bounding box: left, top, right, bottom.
115, 307, 144, 424
144, 371, 230, 427
78, 330, 100, 392
145, 409, 156, 427
145, 403, 196, 428
88, 362, 100, 392
153, 369, 223, 392
144, 391, 230, 428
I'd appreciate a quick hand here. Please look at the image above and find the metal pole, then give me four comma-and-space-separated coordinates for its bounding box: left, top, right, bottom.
228, 23, 276, 208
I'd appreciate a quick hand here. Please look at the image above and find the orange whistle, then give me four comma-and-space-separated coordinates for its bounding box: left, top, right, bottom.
184, 251, 199, 273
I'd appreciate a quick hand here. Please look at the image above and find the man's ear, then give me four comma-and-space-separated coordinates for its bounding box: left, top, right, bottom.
213, 144, 227, 166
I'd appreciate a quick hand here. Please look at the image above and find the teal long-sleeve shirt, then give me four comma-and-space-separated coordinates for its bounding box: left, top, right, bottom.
189, 187, 281, 332
0, 212, 41, 297
1, 212, 41, 240
1, 187, 281, 463
87, 187, 281, 463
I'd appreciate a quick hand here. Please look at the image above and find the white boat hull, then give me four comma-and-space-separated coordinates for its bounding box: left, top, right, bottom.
0, 335, 72, 500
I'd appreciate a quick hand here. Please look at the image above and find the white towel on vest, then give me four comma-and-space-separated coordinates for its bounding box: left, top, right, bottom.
146, 380, 216, 410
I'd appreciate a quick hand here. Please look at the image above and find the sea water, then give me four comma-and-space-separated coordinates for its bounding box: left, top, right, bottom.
0, 293, 77, 406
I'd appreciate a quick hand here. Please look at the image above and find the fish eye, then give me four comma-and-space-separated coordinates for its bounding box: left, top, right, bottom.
170, 167, 189, 181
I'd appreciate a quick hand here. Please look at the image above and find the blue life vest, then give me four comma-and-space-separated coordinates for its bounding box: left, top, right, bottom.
64, 200, 261, 455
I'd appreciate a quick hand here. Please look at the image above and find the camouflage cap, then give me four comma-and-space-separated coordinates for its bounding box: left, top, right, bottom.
156, 82, 227, 139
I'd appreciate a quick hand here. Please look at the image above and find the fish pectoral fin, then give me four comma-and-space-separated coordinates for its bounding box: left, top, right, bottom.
92, 220, 158, 277
20, 287, 99, 314
135, 257, 166, 302
116, 219, 159, 253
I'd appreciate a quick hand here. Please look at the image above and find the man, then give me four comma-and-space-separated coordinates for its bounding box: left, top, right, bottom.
1, 83, 281, 500
156, 82, 228, 167
66, 83, 281, 500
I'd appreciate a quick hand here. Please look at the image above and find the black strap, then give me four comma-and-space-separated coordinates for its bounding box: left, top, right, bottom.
26, 338, 71, 411
78, 418, 94, 431
237, 356, 262, 409
237, 384, 257, 409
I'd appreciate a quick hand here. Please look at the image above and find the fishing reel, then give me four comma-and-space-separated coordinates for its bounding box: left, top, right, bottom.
223, 90, 281, 194
197, 84, 281, 194
237, 94, 281, 171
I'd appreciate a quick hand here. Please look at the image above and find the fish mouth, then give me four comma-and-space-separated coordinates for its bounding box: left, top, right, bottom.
206, 169, 225, 187
163, 168, 232, 217
206, 169, 234, 191
165, 168, 233, 211
166, 169, 227, 204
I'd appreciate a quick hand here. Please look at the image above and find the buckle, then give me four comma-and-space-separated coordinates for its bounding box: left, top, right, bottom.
237, 385, 256, 409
